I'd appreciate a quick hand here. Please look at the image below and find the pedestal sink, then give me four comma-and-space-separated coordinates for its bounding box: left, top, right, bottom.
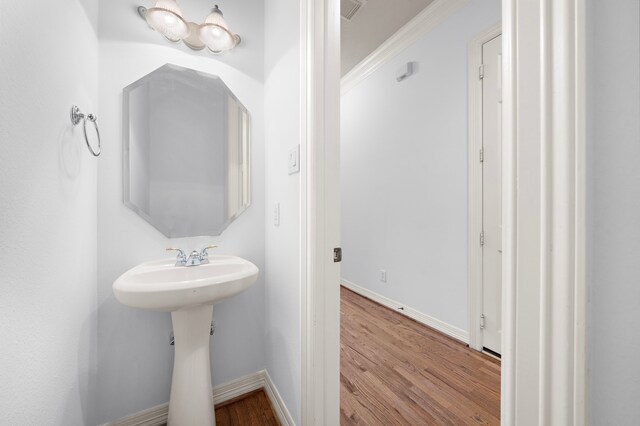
113, 254, 259, 425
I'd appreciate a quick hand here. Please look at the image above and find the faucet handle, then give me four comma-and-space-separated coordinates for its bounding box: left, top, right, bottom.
199, 245, 218, 259
166, 247, 186, 260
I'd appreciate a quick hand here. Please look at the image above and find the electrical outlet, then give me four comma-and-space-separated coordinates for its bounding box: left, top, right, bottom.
380, 269, 387, 283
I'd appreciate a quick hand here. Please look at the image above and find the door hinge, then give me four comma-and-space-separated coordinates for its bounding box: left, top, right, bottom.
480, 232, 485, 246
333, 247, 342, 263
479, 64, 484, 79
479, 147, 484, 163
480, 314, 486, 329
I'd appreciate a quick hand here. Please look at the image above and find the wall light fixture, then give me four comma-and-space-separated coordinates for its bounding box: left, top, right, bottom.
138, 1, 241, 53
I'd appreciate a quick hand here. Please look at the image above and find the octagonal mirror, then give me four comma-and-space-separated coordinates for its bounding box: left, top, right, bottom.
123, 64, 250, 238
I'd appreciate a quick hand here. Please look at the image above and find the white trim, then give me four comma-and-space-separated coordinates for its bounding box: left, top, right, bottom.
574, 2, 587, 422
303, 0, 588, 423
540, 0, 586, 423
102, 403, 168, 426
302, 0, 341, 424
299, 0, 309, 421
212, 371, 267, 404
341, 279, 469, 344
102, 370, 293, 426
264, 370, 296, 426
500, 0, 516, 422
501, 0, 586, 424
340, 0, 470, 94
468, 23, 502, 352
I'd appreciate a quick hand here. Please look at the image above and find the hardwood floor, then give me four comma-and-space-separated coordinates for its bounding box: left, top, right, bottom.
161, 389, 279, 426
214, 389, 279, 426
340, 286, 501, 425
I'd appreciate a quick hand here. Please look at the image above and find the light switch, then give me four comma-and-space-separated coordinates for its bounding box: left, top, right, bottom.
274, 202, 280, 227
288, 145, 300, 175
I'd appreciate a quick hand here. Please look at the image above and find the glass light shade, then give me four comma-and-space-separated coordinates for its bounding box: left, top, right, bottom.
145, 0, 189, 42
198, 6, 238, 53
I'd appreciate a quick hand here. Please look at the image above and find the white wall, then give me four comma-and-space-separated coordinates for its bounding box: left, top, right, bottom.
340, 0, 500, 332
263, 0, 303, 423
96, 1, 266, 423
586, 0, 640, 423
0, 0, 99, 424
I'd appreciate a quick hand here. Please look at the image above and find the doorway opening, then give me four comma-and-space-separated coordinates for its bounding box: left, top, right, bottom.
338, 1, 503, 423
302, 0, 587, 423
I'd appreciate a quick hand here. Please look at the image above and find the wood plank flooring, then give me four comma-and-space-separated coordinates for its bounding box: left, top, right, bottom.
214, 389, 279, 426
161, 389, 279, 426
341, 286, 501, 425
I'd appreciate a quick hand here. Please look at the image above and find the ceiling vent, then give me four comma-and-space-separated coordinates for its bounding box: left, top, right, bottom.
341, 0, 367, 22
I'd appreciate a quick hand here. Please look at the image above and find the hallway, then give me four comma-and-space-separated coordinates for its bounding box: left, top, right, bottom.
340, 287, 501, 425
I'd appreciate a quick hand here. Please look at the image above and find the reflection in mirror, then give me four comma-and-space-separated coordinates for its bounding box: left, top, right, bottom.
123, 64, 250, 238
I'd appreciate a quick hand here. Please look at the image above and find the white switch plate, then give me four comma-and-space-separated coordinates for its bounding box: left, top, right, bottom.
273, 202, 280, 227
380, 269, 387, 283
288, 145, 300, 175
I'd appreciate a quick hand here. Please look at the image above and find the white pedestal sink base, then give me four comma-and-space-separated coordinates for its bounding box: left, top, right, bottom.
168, 305, 215, 426
113, 256, 259, 424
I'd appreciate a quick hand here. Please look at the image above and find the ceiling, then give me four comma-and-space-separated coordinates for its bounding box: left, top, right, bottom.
341, 0, 436, 76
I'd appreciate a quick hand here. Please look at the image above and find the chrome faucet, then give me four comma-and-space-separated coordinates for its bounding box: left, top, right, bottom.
166, 245, 218, 267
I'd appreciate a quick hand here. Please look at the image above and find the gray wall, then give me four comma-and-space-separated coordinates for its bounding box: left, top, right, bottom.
340, 0, 501, 332
264, 0, 303, 423
587, 0, 640, 423
0, 0, 99, 424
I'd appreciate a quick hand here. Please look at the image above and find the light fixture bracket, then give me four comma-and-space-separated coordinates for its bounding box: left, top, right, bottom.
137, 6, 147, 20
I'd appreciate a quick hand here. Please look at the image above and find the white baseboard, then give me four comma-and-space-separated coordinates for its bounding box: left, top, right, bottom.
263, 369, 295, 426
212, 370, 266, 405
341, 278, 469, 344
102, 402, 168, 426
103, 369, 294, 426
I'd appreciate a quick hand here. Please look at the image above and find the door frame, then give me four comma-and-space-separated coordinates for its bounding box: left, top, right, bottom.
468, 22, 503, 352
300, 0, 341, 425
302, 0, 587, 424
500, 0, 586, 423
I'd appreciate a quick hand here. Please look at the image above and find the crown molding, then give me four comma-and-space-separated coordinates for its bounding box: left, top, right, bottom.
341, 0, 470, 94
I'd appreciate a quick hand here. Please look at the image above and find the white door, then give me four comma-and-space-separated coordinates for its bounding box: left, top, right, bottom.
481, 34, 502, 355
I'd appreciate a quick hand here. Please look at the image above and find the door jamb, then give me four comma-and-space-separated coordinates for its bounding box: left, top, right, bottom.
301, 0, 586, 424
301, 0, 341, 425
468, 22, 502, 352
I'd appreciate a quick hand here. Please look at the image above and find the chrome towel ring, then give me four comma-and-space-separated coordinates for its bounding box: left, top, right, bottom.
70, 105, 101, 157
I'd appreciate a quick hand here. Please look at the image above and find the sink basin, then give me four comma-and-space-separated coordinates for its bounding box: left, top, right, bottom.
113, 255, 259, 311
113, 254, 259, 426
